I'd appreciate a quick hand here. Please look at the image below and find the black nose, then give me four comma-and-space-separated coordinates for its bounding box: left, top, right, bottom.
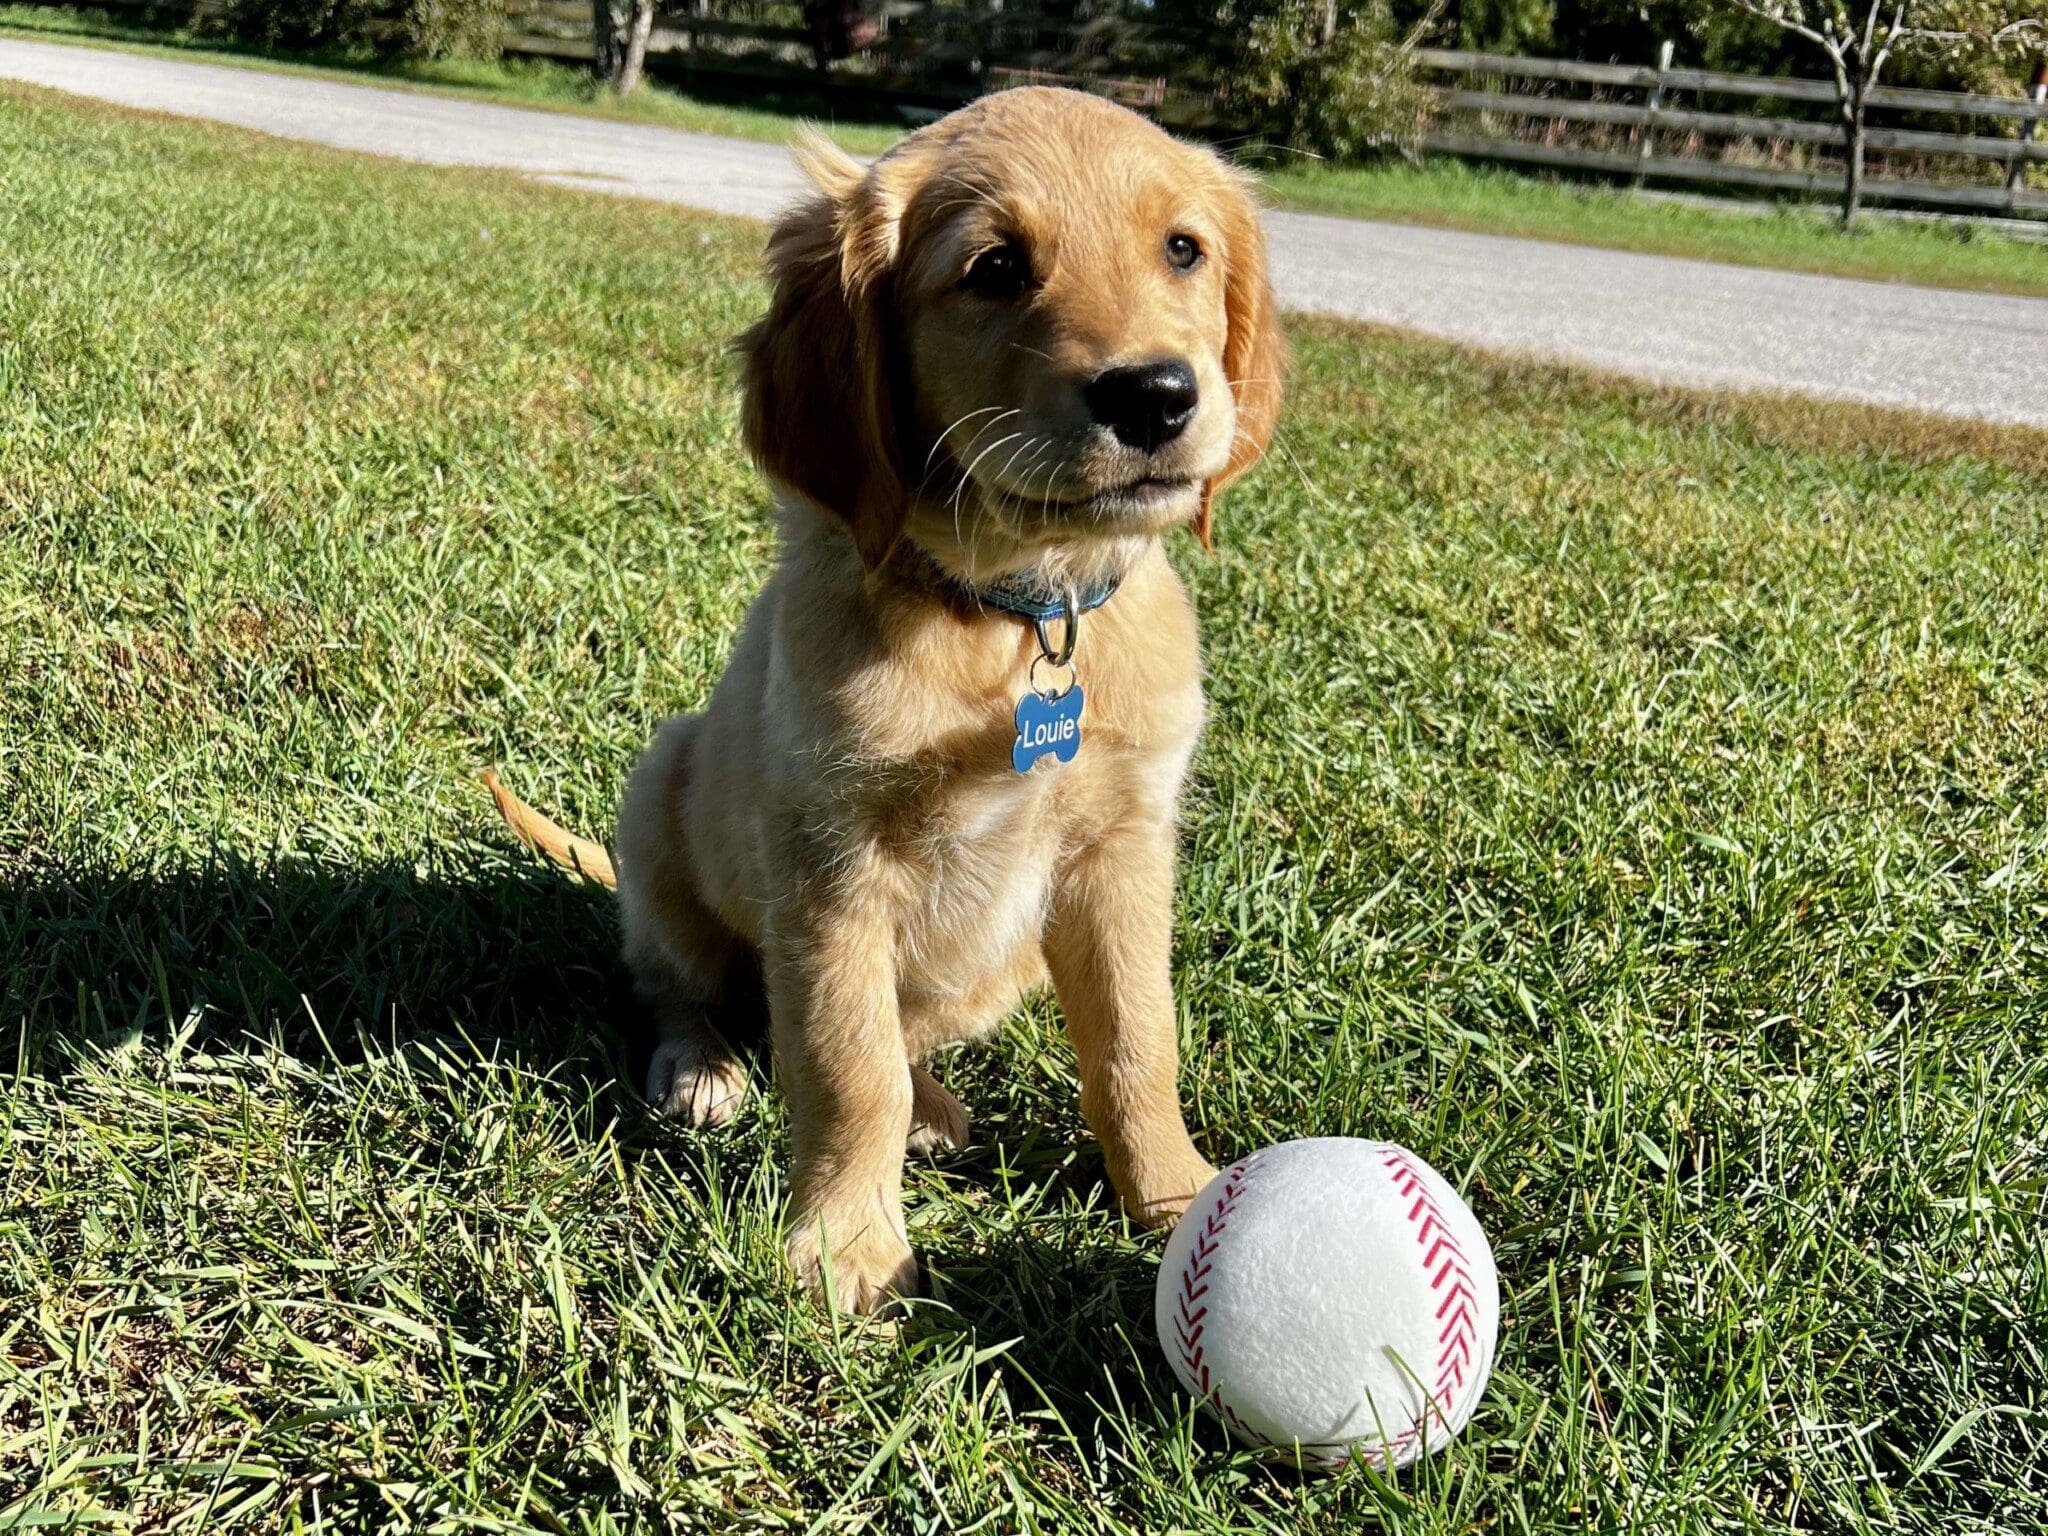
1084, 359, 1199, 451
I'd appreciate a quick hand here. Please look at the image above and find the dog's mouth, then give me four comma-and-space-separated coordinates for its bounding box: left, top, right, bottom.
1010, 474, 1199, 519
1088, 475, 1197, 508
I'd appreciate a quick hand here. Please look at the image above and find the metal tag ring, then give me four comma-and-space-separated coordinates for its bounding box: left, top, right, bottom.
1029, 653, 1078, 700
1032, 606, 1079, 669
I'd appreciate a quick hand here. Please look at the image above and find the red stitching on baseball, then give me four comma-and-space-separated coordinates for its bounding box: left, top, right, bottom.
1172, 1152, 1264, 1445
1171, 1145, 1482, 1468
1379, 1145, 1480, 1416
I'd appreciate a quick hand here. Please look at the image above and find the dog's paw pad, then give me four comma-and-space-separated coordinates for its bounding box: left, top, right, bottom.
645, 1038, 747, 1128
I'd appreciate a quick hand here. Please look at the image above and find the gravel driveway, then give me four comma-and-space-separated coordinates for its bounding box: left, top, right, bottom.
5, 35, 2044, 427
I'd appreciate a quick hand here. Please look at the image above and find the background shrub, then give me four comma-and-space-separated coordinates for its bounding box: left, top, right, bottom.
223, 0, 379, 52
398, 0, 507, 60
1195, 0, 1435, 162
221, 0, 505, 58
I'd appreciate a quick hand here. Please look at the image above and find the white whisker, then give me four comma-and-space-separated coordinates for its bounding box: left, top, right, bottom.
991, 433, 1042, 497
950, 428, 1026, 551
924, 405, 1011, 479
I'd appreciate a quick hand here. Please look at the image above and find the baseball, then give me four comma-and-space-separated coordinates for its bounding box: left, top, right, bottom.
1155, 1138, 1499, 1471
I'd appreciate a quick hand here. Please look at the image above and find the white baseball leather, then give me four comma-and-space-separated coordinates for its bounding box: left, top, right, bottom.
1155, 1138, 1499, 1470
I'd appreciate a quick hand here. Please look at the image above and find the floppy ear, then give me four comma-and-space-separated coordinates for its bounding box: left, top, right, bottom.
737, 133, 910, 570
1195, 172, 1286, 550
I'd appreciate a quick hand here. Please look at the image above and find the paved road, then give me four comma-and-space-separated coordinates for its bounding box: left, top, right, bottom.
6, 36, 2045, 426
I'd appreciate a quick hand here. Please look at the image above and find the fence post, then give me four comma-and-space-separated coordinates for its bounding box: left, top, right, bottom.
2007, 62, 2047, 201
680, 0, 707, 86
1633, 40, 1674, 191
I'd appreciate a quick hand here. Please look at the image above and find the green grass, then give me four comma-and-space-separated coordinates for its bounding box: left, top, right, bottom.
7, 5, 2048, 297
5, 81, 2048, 1534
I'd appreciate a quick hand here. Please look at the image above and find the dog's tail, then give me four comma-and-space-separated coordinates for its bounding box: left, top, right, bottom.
481, 768, 618, 889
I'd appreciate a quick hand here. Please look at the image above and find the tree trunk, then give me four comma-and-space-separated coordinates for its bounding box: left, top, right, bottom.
1840, 82, 1867, 229
615, 0, 655, 94
591, 0, 621, 84
591, 0, 653, 94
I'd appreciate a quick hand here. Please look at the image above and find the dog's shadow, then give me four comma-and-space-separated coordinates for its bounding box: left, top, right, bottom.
3, 847, 650, 1097
6, 848, 1187, 1433
879, 1095, 1189, 1430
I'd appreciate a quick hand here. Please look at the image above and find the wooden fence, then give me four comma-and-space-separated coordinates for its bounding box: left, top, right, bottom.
1415, 47, 2048, 218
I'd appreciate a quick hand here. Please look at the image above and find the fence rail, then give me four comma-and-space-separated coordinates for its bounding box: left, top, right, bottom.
1415, 47, 2048, 121
497, 11, 2042, 218
1415, 46, 2048, 216
1436, 89, 2048, 163
1417, 45, 2048, 217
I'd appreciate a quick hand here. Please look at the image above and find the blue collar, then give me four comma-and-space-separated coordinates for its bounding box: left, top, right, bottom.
946, 567, 1122, 624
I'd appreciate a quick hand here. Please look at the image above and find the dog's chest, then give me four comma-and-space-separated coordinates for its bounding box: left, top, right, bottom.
893, 770, 1057, 983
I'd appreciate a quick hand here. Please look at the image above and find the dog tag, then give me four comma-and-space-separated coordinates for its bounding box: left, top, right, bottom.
1013, 683, 1085, 773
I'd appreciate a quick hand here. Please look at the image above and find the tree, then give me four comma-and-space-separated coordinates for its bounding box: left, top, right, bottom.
592, 0, 655, 94
1690, 0, 2043, 224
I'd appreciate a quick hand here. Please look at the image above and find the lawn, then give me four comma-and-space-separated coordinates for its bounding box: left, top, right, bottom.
5, 3, 2048, 299
4, 81, 2048, 1535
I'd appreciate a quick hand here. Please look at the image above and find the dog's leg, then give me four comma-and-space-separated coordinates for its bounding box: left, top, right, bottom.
1044, 823, 1217, 1228
617, 713, 752, 1127
621, 870, 752, 1126
767, 879, 919, 1314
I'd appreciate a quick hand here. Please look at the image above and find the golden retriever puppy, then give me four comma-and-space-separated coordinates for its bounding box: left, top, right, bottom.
610, 88, 1281, 1312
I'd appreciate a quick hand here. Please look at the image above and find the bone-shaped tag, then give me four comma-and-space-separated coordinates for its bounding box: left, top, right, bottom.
1012, 685, 1085, 773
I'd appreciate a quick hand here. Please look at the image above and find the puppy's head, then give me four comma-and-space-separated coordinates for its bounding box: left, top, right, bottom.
738, 89, 1284, 579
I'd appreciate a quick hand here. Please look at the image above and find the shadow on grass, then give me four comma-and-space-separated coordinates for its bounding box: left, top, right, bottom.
0, 848, 650, 1092
886, 1108, 1181, 1433
934, 1223, 1155, 1343
3, 847, 1184, 1435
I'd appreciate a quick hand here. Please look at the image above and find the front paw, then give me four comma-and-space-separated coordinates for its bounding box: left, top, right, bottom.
786, 1205, 920, 1315
1122, 1152, 1220, 1230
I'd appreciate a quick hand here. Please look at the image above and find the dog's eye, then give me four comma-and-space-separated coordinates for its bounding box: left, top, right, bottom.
962, 241, 1031, 299
1165, 233, 1203, 272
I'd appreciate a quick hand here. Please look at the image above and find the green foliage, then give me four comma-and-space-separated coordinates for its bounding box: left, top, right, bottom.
1205, 0, 1435, 160
1419, 0, 2043, 92
222, 0, 378, 53
1443, 0, 1554, 54
398, 0, 506, 60
218, 0, 504, 59
1679, 0, 2042, 86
